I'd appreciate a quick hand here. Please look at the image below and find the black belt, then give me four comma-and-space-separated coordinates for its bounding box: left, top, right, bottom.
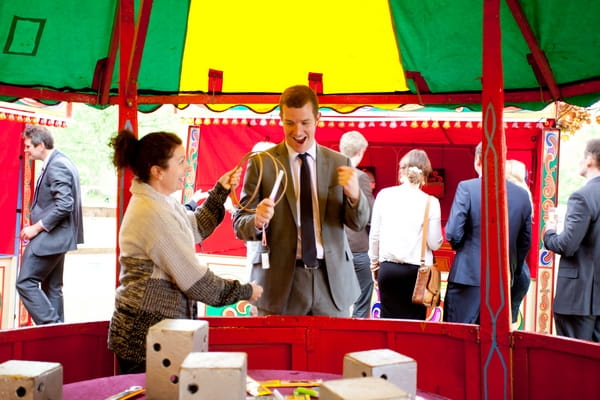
295, 259, 325, 270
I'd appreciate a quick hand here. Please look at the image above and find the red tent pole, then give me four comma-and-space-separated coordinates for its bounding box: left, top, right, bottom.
116, 0, 137, 286
481, 0, 512, 399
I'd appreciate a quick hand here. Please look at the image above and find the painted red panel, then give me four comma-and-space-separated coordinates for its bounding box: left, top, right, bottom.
0, 120, 24, 255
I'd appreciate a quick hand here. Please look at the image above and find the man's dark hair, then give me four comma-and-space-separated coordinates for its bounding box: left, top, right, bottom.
278, 85, 319, 118
24, 125, 54, 149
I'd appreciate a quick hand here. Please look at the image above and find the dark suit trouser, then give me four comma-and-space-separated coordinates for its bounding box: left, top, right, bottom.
554, 313, 600, 343
444, 282, 480, 324
16, 245, 64, 325
351, 251, 374, 318
258, 263, 349, 317
510, 262, 531, 323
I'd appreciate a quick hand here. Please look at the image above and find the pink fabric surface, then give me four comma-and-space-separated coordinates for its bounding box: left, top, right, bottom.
62, 370, 338, 400
63, 373, 145, 400
63, 369, 449, 399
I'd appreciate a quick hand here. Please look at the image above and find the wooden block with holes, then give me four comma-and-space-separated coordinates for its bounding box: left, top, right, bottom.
178, 352, 247, 400
343, 349, 416, 400
145, 319, 209, 400
320, 376, 408, 400
0, 360, 62, 400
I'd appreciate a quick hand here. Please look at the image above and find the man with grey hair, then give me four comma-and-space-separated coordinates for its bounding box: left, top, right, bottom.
18, 125, 84, 324
339, 130, 374, 318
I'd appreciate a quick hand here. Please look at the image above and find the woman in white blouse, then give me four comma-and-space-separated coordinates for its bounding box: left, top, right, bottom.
369, 149, 443, 319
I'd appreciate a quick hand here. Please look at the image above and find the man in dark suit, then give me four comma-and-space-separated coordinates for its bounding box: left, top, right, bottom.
233, 85, 369, 316
339, 130, 374, 318
17, 125, 84, 324
444, 142, 532, 324
544, 138, 600, 342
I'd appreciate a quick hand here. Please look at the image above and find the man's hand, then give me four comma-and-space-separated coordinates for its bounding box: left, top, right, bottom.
545, 207, 558, 231
20, 222, 44, 241
254, 198, 275, 229
338, 166, 360, 203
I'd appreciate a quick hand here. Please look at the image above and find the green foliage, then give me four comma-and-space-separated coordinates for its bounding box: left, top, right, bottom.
50, 104, 184, 206
557, 124, 599, 204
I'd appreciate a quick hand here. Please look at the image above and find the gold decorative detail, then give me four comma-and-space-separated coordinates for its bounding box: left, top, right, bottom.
556, 101, 591, 137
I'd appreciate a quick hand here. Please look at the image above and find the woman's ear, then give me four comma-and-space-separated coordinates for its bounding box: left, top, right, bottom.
150, 165, 163, 180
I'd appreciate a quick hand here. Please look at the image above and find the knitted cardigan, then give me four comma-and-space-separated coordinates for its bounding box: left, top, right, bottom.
108, 179, 252, 362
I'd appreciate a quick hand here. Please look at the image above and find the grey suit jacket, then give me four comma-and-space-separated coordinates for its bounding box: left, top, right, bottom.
28, 150, 84, 256
233, 142, 369, 313
445, 178, 532, 286
544, 175, 600, 315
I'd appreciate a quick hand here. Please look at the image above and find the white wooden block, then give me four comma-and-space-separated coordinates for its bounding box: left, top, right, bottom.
146, 319, 209, 400
0, 360, 62, 400
178, 352, 247, 400
343, 349, 416, 399
321, 377, 408, 400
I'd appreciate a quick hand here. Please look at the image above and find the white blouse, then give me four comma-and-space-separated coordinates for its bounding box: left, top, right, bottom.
369, 184, 443, 266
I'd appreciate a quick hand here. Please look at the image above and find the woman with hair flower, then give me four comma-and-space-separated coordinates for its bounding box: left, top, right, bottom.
368, 149, 443, 319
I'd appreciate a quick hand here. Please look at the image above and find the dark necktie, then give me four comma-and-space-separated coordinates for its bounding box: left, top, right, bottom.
298, 153, 317, 268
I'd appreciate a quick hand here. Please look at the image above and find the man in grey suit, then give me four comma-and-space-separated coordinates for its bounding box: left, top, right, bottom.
233, 85, 369, 316
17, 125, 84, 325
444, 142, 532, 324
544, 138, 600, 342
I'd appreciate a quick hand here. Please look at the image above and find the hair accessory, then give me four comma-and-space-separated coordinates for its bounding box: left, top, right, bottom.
408, 166, 423, 175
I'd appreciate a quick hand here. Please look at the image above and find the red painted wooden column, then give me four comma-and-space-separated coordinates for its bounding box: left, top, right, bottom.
116, 0, 137, 284
481, 0, 512, 399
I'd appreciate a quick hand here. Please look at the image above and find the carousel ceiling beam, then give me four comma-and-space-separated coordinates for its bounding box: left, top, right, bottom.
113, 78, 600, 106
0, 84, 99, 104
561, 77, 600, 98
126, 0, 153, 90
0, 79, 597, 108
120, 92, 481, 106
506, 0, 561, 101
97, 3, 121, 105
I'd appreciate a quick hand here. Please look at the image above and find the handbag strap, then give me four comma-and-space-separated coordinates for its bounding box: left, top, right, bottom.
420, 195, 431, 266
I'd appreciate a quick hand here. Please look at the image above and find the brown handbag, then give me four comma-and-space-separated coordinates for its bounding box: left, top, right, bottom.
412, 196, 441, 308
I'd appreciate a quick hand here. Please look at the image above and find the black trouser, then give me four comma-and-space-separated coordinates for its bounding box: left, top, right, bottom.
378, 261, 426, 320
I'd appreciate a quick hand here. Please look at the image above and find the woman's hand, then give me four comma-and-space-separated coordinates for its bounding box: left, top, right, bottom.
218, 167, 242, 190
249, 281, 263, 302
370, 262, 380, 282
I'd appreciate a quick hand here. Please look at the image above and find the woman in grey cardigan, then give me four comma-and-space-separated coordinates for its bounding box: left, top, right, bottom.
107, 130, 262, 374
